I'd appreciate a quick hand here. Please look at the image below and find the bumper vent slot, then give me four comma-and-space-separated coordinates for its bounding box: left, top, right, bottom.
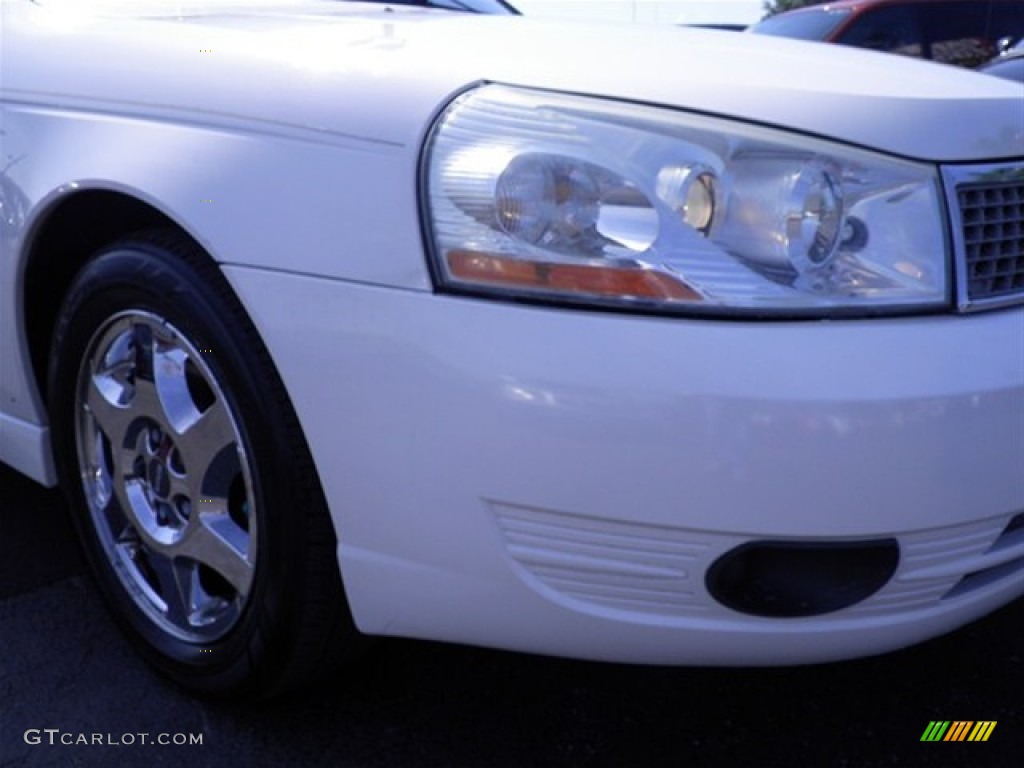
942, 511, 1024, 600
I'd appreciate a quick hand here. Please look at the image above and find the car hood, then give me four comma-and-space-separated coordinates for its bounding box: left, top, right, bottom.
6, 0, 1024, 161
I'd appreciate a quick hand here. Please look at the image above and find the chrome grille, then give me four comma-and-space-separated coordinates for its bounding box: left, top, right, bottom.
958, 180, 1024, 305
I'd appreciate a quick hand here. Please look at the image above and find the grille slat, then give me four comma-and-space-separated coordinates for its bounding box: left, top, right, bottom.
958, 180, 1024, 303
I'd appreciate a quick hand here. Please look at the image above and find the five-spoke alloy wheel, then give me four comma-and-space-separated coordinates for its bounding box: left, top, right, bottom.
49, 231, 358, 698
76, 310, 256, 643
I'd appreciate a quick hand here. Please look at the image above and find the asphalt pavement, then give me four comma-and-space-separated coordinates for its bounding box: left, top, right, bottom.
1, 462, 1021, 768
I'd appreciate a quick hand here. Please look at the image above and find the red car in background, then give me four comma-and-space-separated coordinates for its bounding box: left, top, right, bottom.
750, 0, 1024, 68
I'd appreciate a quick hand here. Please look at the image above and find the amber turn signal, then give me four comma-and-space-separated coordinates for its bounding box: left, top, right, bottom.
447, 250, 701, 302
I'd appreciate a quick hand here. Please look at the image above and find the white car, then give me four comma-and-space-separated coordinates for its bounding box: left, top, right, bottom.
2, 0, 1022, 698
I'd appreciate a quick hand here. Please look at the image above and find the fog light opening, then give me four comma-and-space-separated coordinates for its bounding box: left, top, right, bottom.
706, 539, 899, 618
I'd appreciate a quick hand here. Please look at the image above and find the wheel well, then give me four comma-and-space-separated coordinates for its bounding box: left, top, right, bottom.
23, 190, 200, 404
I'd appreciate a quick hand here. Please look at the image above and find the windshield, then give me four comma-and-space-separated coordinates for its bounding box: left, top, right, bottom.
749, 7, 852, 41
358, 0, 518, 12
30, 0, 521, 11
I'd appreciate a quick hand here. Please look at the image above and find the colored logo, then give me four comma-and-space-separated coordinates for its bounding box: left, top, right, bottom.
921, 721, 996, 742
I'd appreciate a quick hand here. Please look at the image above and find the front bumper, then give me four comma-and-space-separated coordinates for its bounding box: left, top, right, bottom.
226, 265, 1024, 665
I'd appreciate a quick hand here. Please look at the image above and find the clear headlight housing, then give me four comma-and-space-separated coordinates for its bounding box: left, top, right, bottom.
423, 85, 949, 316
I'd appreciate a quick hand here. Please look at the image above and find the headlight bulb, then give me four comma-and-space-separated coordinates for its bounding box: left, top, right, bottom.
719, 156, 844, 277
787, 164, 842, 269
495, 153, 657, 255
657, 164, 717, 235
495, 155, 559, 244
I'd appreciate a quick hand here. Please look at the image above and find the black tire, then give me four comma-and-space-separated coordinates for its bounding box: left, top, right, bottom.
48, 229, 362, 698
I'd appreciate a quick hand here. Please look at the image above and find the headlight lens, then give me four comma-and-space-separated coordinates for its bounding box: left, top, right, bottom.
423, 85, 948, 315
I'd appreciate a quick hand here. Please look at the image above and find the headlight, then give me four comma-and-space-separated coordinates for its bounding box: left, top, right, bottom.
422, 85, 949, 315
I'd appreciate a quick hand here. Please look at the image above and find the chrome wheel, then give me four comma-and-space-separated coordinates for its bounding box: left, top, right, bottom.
75, 310, 256, 642
51, 233, 359, 697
